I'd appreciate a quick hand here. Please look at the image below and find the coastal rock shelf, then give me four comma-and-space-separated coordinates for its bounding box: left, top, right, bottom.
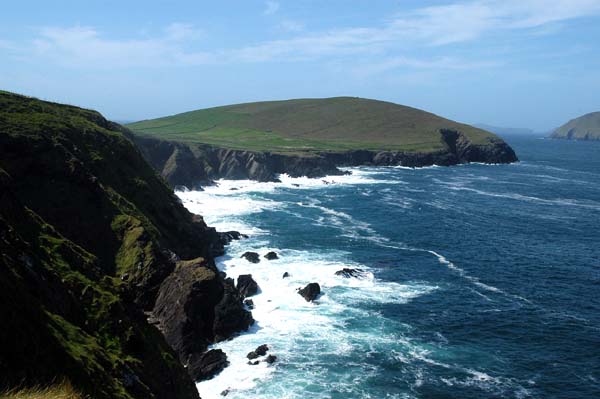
131, 133, 517, 188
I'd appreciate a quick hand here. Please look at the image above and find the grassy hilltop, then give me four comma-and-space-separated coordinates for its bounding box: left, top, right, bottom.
127, 97, 498, 153
551, 111, 600, 140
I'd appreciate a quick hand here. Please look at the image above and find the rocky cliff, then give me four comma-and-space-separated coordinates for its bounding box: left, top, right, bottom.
0, 91, 251, 398
130, 129, 518, 188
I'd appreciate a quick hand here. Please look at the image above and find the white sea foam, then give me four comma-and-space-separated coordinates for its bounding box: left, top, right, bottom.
195, 240, 437, 398
427, 250, 532, 304
176, 174, 438, 398
177, 168, 535, 398
432, 177, 600, 211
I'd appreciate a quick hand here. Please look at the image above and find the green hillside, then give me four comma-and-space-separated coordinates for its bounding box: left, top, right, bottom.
0, 90, 223, 398
127, 97, 499, 153
552, 111, 600, 140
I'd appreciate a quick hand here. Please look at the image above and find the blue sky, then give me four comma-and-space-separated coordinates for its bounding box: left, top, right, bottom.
1, 0, 600, 131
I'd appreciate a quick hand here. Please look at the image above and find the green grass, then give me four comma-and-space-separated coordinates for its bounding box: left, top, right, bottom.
0, 380, 86, 399
127, 97, 498, 153
0, 90, 204, 399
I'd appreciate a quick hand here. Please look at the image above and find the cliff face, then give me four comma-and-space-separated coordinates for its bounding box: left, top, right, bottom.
130, 129, 518, 188
0, 91, 251, 398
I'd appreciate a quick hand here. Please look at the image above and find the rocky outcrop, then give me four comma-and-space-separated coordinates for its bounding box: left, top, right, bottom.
298, 283, 321, 302
129, 131, 518, 188
237, 274, 259, 298
264, 251, 279, 260
219, 231, 248, 246
247, 344, 269, 360
241, 251, 260, 263
152, 258, 253, 369
265, 355, 277, 364
335, 268, 367, 278
187, 349, 229, 381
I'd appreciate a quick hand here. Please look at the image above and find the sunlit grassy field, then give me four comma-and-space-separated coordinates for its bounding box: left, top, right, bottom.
127, 97, 495, 153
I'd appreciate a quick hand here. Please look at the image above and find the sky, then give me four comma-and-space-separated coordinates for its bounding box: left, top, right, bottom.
1, 0, 600, 131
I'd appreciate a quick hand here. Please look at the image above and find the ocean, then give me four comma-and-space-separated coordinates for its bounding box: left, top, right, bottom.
178, 136, 600, 399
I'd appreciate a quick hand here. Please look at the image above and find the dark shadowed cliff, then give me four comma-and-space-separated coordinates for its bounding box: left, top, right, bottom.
0, 91, 252, 398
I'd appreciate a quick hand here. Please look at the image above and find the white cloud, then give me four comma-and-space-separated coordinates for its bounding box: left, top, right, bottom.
264, 1, 280, 15
0, 39, 15, 49
19, 0, 600, 71
164, 23, 203, 41
347, 56, 502, 78
278, 19, 305, 33
385, 0, 600, 46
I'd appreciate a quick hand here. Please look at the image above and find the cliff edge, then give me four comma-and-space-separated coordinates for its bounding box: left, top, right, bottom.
0, 90, 251, 398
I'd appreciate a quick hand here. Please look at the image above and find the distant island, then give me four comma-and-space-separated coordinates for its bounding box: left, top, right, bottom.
127, 97, 518, 188
551, 111, 600, 140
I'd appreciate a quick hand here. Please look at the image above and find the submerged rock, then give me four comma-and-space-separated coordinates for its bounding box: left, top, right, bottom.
264, 251, 279, 260
237, 274, 259, 298
265, 355, 277, 364
241, 251, 260, 263
219, 231, 248, 245
334, 268, 367, 278
298, 283, 321, 302
187, 349, 229, 382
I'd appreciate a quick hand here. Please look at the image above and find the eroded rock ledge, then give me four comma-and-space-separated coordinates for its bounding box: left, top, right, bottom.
129, 130, 518, 189
152, 258, 253, 382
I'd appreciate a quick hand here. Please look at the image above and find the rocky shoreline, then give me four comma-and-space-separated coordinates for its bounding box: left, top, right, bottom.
129, 130, 518, 189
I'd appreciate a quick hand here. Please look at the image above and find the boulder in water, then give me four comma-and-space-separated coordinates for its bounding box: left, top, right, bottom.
265, 354, 277, 364
282, 272, 290, 279
334, 268, 367, 278
298, 283, 321, 302
264, 251, 279, 260
247, 344, 269, 359
219, 231, 248, 245
237, 274, 259, 298
241, 251, 260, 263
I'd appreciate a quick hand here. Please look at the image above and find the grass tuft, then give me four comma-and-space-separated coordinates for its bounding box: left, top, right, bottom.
0, 380, 86, 399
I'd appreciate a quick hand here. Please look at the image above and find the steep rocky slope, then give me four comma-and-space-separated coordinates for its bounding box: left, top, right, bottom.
130, 128, 517, 188
0, 91, 252, 398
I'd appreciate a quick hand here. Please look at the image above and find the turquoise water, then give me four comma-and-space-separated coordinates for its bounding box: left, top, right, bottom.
180, 137, 600, 398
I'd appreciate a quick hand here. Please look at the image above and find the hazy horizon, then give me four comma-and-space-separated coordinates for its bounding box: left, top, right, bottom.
2, 0, 600, 131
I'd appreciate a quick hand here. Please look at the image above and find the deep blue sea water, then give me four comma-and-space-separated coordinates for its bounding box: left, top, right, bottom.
179, 136, 600, 399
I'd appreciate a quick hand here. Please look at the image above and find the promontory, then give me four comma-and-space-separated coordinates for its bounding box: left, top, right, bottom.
126, 97, 518, 188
